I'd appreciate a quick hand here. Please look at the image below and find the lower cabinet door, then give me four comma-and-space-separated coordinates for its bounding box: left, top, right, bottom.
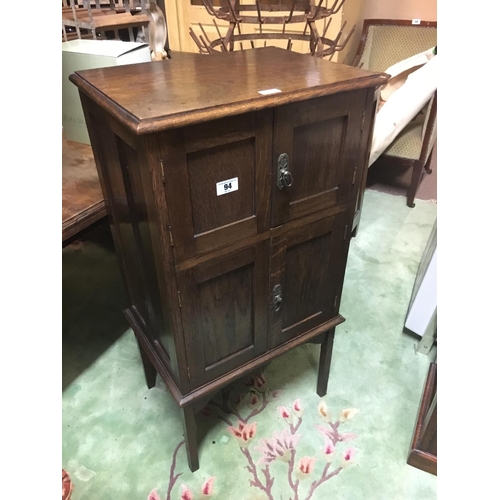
269, 210, 351, 349
177, 241, 270, 389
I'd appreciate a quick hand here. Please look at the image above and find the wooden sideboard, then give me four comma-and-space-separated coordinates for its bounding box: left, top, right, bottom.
70, 47, 388, 471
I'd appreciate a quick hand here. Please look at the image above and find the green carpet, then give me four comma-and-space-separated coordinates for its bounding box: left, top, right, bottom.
62, 190, 437, 499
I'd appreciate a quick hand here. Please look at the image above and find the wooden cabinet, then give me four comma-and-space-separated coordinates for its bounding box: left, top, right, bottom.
71, 47, 387, 471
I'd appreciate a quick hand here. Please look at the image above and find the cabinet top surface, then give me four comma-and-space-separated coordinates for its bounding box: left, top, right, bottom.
70, 47, 388, 134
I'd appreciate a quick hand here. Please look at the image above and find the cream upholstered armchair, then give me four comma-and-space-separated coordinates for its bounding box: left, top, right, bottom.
353, 19, 437, 208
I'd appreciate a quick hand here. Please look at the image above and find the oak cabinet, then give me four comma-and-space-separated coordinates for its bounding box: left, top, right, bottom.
71, 47, 387, 471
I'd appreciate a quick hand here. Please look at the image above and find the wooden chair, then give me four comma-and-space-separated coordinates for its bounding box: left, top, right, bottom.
352, 19, 437, 208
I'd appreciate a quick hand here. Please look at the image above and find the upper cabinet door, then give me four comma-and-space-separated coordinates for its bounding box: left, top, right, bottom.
162, 110, 273, 262
272, 90, 367, 227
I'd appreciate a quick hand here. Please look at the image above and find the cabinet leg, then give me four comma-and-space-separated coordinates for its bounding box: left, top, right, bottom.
182, 404, 199, 472
317, 329, 335, 397
136, 338, 157, 389
221, 386, 232, 414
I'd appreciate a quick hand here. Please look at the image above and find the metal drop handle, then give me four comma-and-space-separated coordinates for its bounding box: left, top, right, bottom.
277, 153, 293, 190
273, 284, 283, 312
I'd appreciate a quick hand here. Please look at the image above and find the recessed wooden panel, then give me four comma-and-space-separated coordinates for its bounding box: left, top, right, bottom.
273, 91, 367, 226
178, 241, 270, 389
188, 138, 255, 235
291, 117, 346, 203
269, 211, 352, 348
163, 110, 272, 261
199, 264, 254, 367
282, 233, 331, 329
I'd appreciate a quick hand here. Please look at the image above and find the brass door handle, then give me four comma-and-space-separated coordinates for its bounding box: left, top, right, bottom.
277, 153, 293, 190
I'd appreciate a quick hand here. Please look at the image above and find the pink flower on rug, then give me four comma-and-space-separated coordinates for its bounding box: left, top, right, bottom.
339, 408, 359, 422
323, 439, 336, 462
318, 400, 332, 422
247, 392, 261, 408
253, 373, 267, 392
297, 456, 316, 479
181, 484, 193, 500
341, 447, 356, 468
292, 399, 304, 418
339, 433, 358, 442
245, 373, 267, 392
254, 427, 300, 464
147, 489, 160, 500
228, 421, 257, 448
200, 406, 212, 417
277, 406, 293, 423
201, 477, 215, 496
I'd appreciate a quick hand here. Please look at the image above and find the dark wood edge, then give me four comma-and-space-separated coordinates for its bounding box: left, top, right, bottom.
352, 87, 378, 233
62, 215, 109, 248
407, 449, 437, 475
70, 72, 142, 132
407, 362, 437, 475
126, 305, 345, 407
175, 202, 352, 272
178, 314, 346, 407
125, 307, 184, 405
62, 200, 107, 243
418, 91, 437, 164
352, 19, 437, 68
372, 153, 418, 169
135, 73, 389, 133
70, 69, 389, 135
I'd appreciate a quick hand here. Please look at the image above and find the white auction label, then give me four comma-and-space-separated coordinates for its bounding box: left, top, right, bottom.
216, 177, 239, 196
258, 88, 282, 95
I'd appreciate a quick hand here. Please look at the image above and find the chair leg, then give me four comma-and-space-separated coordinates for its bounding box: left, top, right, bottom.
407, 161, 425, 208
424, 149, 434, 174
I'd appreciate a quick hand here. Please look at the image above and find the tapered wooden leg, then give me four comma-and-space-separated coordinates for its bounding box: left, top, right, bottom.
221, 386, 232, 414
182, 404, 199, 472
317, 329, 335, 397
136, 338, 157, 389
407, 161, 425, 208
424, 148, 434, 174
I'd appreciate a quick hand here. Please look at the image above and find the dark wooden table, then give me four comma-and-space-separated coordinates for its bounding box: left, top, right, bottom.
62, 52, 205, 245
62, 134, 106, 244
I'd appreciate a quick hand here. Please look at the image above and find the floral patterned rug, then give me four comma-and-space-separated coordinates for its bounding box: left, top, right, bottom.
148, 374, 360, 500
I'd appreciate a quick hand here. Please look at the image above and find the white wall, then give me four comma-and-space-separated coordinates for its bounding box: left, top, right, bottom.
364, 0, 437, 22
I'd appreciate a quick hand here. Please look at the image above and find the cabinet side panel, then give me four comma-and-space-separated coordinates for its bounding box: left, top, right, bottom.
80, 94, 182, 387
115, 137, 175, 359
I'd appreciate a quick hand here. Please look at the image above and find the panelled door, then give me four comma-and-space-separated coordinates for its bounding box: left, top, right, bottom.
177, 241, 270, 389
268, 209, 352, 349
163, 109, 273, 262
272, 90, 367, 227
